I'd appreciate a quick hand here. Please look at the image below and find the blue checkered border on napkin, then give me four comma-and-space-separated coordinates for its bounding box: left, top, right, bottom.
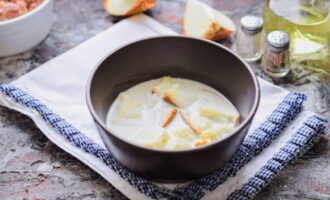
0, 84, 327, 200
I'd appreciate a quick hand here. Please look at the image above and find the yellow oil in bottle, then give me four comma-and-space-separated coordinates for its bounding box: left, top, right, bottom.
263, 0, 330, 74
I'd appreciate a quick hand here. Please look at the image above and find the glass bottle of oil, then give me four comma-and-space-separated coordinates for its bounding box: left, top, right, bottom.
263, 0, 330, 73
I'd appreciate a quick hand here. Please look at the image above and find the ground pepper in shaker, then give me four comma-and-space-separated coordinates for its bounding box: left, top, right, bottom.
262, 30, 290, 78
234, 15, 263, 61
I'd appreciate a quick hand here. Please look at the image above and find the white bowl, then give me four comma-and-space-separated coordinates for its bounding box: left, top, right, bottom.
0, 0, 54, 57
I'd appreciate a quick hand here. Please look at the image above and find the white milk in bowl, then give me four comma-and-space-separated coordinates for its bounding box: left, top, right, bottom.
106, 76, 240, 150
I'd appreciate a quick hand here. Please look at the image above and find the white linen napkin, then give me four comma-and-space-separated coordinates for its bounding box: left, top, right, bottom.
0, 14, 325, 200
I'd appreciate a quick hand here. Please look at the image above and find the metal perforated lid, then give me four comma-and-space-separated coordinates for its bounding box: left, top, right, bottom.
267, 30, 290, 48
240, 15, 263, 33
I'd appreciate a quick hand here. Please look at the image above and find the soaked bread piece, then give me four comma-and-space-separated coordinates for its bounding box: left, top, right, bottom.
114, 93, 143, 121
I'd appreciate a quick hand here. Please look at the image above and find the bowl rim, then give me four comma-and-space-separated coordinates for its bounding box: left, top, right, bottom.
0, 0, 52, 27
86, 35, 260, 153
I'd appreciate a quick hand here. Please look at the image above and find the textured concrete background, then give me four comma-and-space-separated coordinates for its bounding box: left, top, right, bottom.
0, 0, 329, 199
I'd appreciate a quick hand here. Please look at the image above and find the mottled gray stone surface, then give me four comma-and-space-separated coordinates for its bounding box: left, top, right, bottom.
0, 0, 329, 199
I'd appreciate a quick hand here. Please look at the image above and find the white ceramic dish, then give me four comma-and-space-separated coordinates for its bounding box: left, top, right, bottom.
0, 0, 53, 57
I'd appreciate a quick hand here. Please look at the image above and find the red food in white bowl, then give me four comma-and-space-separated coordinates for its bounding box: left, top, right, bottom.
0, 0, 53, 57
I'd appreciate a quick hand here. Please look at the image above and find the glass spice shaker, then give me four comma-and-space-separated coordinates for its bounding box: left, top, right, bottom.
234, 15, 263, 62
262, 30, 290, 78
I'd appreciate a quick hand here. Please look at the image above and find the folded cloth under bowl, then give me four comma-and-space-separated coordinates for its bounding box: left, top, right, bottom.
0, 14, 327, 200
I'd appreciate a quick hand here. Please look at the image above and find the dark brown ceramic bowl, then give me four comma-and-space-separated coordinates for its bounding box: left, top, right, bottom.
86, 36, 260, 182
